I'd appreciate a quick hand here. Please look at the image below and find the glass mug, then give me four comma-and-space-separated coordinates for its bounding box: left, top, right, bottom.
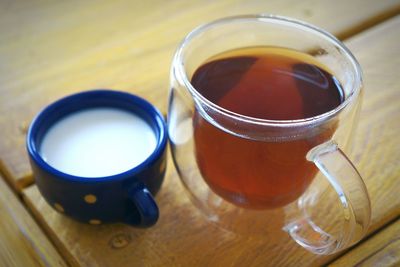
168, 15, 371, 254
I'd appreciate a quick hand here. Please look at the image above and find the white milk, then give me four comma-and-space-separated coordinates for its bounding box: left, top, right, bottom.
40, 108, 157, 177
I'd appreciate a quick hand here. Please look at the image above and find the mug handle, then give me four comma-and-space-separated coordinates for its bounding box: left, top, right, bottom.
283, 140, 371, 255
125, 182, 159, 227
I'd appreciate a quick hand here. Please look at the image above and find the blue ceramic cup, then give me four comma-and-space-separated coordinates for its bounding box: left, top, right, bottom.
26, 90, 167, 227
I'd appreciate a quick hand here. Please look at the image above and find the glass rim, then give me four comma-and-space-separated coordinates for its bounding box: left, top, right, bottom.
173, 14, 363, 128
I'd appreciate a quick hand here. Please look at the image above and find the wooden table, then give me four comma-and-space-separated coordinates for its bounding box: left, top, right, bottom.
1, 1, 399, 266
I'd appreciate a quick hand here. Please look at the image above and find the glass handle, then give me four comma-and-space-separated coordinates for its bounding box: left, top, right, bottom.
284, 140, 371, 255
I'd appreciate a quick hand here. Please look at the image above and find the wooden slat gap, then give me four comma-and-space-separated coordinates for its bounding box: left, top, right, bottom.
0, 175, 68, 266
326, 215, 400, 266
0, 159, 34, 193
22, 186, 79, 267
0, 175, 70, 265
338, 4, 400, 40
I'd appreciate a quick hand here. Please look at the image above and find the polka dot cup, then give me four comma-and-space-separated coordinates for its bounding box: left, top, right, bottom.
26, 90, 167, 227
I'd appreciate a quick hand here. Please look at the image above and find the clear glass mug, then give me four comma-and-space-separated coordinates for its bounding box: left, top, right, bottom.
168, 15, 371, 255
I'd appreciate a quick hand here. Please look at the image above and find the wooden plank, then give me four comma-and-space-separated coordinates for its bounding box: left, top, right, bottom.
329, 218, 400, 266
22, 14, 400, 267
344, 16, 400, 233
23, 165, 310, 267
0, 174, 67, 267
0, 1, 399, 190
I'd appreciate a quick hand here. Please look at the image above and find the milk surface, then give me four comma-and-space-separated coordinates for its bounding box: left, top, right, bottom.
40, 108, 157, 177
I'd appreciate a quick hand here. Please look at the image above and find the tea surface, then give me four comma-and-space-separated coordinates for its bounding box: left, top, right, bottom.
192, 47, 344, 120
192, 47, 343, 209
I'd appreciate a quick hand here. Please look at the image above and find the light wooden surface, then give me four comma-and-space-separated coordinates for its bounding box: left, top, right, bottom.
0, 174, 67, 267
344, 15, 400, 233
330, 218, 400, 266
21, 12, 400, 267
0, 0, 399, 266
0, 0, 400, 190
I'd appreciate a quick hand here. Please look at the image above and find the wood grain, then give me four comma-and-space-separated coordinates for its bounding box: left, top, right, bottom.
330, 218, 400, 266
21, 13, 400, 267
23, 165, 316, 267
0, 0, 400, 190
345, 15, 400, 233
0, 174, 67, 267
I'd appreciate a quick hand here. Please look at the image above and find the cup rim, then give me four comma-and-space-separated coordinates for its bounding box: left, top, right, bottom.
26, 89, 167, 183
173, 14, 363, 128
